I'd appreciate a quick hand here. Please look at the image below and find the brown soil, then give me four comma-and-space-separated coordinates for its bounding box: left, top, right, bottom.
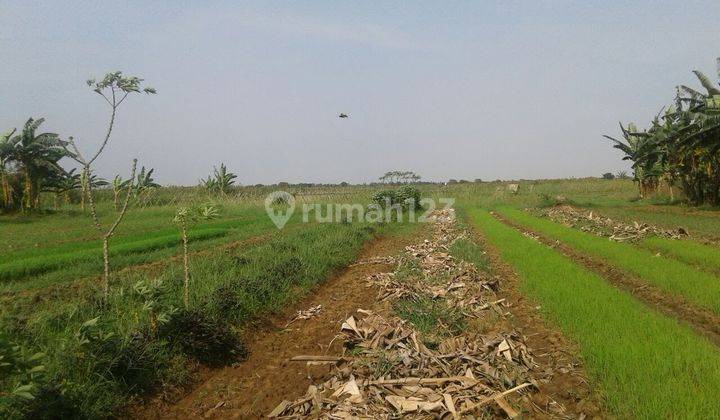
137, 231, 423, 419
466, 225, 607, 418
494, 212, 720, 347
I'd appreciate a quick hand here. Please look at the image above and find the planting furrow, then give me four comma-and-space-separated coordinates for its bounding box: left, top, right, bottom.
498, 207, 720, 316
467, 207, 720, 418
493, 211, 720, 346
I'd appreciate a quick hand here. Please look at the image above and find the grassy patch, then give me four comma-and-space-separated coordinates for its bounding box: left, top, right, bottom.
393, 297, 465, 348
498, 207, 720, 315
0, 228, 228, 282
467, 207, 720, 418
449, 236, 492, 273
641, 236, 720, 273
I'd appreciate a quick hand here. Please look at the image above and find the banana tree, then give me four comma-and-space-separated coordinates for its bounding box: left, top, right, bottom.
203, 163, 237, 196
604, 122, 664, 197
7, 118, 68, 211
0, 129, 17, 209
605, 57, 720, 205
134, 166, 160, 206
111, 175, 131, 211
43, 168, 81, 209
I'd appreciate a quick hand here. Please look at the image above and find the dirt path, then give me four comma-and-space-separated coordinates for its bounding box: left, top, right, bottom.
139, 231, 423, 419
466, 223, 605, 418
494, 212, 720, 347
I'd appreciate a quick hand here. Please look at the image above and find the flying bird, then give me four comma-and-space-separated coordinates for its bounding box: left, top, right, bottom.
338, 113, 349, 119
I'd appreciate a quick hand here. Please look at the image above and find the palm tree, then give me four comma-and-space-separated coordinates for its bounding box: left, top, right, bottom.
7, 118, 68, 211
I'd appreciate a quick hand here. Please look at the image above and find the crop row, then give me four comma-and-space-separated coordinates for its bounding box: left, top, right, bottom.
466, 207, 720, 418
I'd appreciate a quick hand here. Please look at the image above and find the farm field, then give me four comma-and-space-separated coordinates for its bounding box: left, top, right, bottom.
4, 6, 720, 417
3, 179, 720, 418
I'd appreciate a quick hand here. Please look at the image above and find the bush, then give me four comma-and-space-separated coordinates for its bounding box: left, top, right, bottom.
160, 309, 247, 367
396, 185, 422, 210
371, 186, 422, 210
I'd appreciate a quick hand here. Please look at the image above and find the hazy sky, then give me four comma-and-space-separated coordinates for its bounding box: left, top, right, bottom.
2, 1, 719, 185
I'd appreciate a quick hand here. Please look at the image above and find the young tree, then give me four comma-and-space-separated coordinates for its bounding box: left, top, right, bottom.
173, 205, 219, 308
79, 172, 108, 211
65, 71, 156, 299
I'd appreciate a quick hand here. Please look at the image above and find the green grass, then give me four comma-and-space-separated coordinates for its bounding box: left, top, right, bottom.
498, 207, 720, 315
466, 207, 720, 418
0, 202, 269, 255
0, 218, 417, 418
0, 228, 228, 282
0, 209, 307, 292
394, 297, 465, 348
642, 236, 720, 273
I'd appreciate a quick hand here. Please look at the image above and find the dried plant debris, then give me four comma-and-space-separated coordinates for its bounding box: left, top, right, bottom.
273, 310, 535, 418
537, 205, 688, 242
286, 305, 324, 327
270, 209, 565, 418
350, 256, 398, 267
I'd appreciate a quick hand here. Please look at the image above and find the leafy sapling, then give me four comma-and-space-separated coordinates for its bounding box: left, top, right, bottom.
173, 204, 220, 308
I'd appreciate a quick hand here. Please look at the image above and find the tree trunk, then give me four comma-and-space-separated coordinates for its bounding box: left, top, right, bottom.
23, 167, 33, 211
0, 169, 8, 208
182, 224, 190, 308
102, 235, 110, 299
113, 188, 119, 211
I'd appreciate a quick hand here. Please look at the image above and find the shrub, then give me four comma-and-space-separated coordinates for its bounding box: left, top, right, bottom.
160, 309, 247, 367
396, 185, 422, 210
371, 186, 422, 210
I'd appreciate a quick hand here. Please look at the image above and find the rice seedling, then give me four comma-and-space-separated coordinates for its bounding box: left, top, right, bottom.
466, 207, 720, 418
